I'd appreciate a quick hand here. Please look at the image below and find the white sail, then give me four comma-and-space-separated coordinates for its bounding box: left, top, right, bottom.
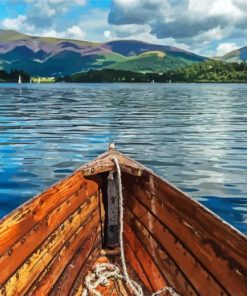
18, 75, 22, 84
38, 77, 41, 84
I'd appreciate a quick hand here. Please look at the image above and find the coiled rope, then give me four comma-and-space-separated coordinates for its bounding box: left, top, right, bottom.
82, 157, 179, 296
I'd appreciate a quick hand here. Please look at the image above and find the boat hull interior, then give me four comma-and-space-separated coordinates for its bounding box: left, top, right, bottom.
0, 149, 246, 296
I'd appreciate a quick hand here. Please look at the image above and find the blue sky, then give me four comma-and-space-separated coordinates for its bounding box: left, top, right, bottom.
0, 0, 246, 57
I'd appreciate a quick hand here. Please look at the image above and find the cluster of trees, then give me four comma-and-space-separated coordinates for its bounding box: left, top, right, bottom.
60, 61, 247, 83
162, 61, 247, 83
58, 69, 150, 83
0, 69, 30, 83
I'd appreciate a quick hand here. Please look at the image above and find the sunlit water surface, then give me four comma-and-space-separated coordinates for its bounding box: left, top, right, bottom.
0, 83, 246, 234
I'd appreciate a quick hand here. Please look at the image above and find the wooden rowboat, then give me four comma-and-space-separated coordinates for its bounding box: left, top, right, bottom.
0, 145, 246, 296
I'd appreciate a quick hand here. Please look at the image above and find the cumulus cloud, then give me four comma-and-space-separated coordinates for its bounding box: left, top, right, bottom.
65, 26, 86, 39
216, 43, 239, 56
41, 26, 86, 40
1, 14, 35, 33
109, 0, 247, 48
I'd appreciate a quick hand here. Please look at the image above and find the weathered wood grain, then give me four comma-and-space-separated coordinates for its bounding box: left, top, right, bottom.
28, 225, 101, 295
125, 208, 198, 296
124, 239, 152, 292
124, 223, 167, 292
0, 172, 99, 255
50, 237, 101, 296
0, 148, 246, 296
70, 248, 101, 296
122, 171, 247, 296
0, 189, 99, 285
125, 190, 228, 296
2, 195, 99, 295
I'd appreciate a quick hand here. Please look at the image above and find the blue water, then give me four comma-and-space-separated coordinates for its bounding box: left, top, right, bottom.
0, 83, 246, 234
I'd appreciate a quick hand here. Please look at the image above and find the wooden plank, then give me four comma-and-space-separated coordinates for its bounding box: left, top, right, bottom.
123, 172, 247, 295
50, 238, 101, 296
81, 151, 143, 177
71, 248, 101, 296
123, 223, 168, 292
0, 172, 99, 255
125, 209, 198, 296
152, 175, 247, 266
115, 279, 130, 296
125, 192, 228, 296
29, 226, 101, 295
2, 195, 99, 296
0, 188, 99, 285
124, 240, 153, 292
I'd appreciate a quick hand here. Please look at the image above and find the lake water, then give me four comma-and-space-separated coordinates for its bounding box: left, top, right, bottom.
0, 83, 246, 234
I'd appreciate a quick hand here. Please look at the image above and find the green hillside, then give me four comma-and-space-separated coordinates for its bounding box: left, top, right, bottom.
0, 29, 207, 76
105, 51, 197, 73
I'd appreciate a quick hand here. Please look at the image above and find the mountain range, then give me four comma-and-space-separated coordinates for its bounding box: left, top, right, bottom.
0, 29, 245, 77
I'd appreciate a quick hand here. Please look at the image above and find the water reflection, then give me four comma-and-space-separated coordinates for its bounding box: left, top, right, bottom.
0, 83, 246, 233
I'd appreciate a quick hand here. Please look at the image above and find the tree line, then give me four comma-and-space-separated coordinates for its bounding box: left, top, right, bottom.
1, 61, 247, 83
59, 61, 247, 83
0, 69, 30, 83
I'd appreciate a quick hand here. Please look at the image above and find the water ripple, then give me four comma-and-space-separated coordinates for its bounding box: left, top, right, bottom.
0, 83, 247, 234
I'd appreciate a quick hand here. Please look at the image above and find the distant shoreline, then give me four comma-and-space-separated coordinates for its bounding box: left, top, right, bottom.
1, 60, 247, 84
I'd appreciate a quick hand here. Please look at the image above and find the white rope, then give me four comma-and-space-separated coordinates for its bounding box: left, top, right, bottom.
112, 157, 143, 296
82, 157, 179, 296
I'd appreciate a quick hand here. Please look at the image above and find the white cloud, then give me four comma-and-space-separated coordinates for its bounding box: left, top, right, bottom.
109, 0, 247, 47
1, 14, 35, 33
66, 26, 85, 40
40, 26, 85, 40
216, 43, 239, 56
40, 30, 62, 38
2, 15, 26, 31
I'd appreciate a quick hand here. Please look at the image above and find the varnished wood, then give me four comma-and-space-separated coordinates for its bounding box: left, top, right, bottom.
124, 240, 153, 292
0, 172, 88, 254
125, 209, 198, 296
28, 223, 101, 295
122, 171, 246, 295
124, 223, 168, 292
124, 190, 228, 295
0, 190, 98, 285
50, 238, 101, 296
0, 148, 246, 296
70, 246, 101, 296
2, 197, 99, 295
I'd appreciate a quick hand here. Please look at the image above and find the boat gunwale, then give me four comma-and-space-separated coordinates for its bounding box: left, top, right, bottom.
0, 147, 246, 240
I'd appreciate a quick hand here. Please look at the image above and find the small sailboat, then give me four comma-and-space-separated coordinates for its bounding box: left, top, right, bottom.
38, 77, 41, 84
30, 78, 32, 83
0, 145, 246, 295
169, 79, 172, 83
151, 79, 155, 83
18, 75, 21, 84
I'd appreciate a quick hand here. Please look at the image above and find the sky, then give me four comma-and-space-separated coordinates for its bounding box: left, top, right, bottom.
0, 0, 246, 57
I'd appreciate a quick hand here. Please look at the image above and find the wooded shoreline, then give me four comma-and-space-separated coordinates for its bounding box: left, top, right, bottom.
1, 61, 247, 83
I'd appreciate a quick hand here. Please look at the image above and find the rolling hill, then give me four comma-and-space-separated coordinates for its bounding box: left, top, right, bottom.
0, 29, 207, 76
222, 46, 247, 63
